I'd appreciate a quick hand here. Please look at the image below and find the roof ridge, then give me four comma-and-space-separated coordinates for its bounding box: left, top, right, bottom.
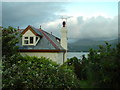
42, 30, 60, 40
29, 25, 59, 39
29, 25, 43, 36
38, 29, 60, 50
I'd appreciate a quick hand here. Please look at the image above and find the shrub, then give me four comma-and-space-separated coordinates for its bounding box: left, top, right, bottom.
3, 56, 80, 89
64, 56, 87, 80
86, 42, 120, 88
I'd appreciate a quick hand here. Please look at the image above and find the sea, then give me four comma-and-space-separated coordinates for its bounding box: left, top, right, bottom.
67, 52, 89, 59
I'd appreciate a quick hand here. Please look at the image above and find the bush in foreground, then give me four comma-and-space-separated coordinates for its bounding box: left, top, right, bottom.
3, 56, 80, 89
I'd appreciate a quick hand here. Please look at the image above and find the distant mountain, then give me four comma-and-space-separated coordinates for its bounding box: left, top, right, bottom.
68, 39, 118, 52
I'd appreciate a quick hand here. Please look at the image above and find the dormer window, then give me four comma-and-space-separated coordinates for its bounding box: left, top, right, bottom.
22, 36, 40, 46
23, 36, 34, 45
21, 28, 42, 46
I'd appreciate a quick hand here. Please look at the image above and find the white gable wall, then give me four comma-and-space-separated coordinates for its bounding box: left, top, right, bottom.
22, 30, 38, 46
23, 30, 35, 36
20, 52, 64, 64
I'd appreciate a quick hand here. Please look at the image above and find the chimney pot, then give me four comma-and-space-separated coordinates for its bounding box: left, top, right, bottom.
62, 21, 66, 27
18, 26, 19, 30
40, 25, 41, 29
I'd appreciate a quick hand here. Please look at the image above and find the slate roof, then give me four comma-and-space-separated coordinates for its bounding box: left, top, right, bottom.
17, 25, 65, 52
30, 26, 43, 36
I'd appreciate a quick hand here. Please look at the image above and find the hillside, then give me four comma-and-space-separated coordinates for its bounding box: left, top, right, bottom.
68, 39, 118, 52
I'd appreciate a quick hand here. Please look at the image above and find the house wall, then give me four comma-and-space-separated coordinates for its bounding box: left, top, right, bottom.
20, 52, 64, 64
57, 52, 64, 64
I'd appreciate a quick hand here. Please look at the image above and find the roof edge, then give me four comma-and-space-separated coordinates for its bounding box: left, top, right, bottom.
21, 25, 42, 36
18, 49, 66, 52
38, 29, 60, 50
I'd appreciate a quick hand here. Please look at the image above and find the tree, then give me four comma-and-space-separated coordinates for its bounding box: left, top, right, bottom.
65, 42, 120, 88
2, 26, 19, 69
2, 26, 19, 58
86, 42, 120, 88
3, 56, 80, 89
64, 56, 87, 80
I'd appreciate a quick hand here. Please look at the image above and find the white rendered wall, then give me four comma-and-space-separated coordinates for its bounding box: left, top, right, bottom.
57, 52, 64, 64
20, 52, 64, 64
23, 30, 35, 37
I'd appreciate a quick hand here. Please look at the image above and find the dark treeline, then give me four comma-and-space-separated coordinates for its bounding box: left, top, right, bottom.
65, 42, 120, 88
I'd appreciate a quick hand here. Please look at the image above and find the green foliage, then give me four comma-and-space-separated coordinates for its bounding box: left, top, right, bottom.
87, 42, 120, 88
2, 26, 19, 58
2, 26, 20, 72
65, 42, 120, 88
64, 56, 87, 80
3, 56, 80, 89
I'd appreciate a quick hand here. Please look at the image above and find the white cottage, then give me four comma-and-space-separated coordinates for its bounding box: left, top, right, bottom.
18, 21, 68, 64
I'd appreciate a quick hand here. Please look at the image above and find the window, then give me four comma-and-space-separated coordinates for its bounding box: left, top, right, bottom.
30, 37, 33, 44
23, 36, 34, 45
25, 37, 28, 39
36, 37, 38, 41
24, 37, 29, 44
24, 40, 28, 44
23, 36, 40, 45
57, 39, 60, 42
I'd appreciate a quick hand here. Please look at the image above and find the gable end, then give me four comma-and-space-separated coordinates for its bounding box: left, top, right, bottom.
21, 25, 41, 36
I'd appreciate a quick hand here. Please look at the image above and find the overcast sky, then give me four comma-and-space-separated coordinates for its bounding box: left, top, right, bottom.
2, 1, 118, 42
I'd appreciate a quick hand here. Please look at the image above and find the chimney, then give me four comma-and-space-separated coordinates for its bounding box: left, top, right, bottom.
18, 26, 19, 30
60, 21, 68, 63
40, 25, 41, 29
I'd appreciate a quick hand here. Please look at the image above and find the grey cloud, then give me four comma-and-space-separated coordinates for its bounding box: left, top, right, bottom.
2, 2, 118, 42
0, 2, 2, 26
2, 2, 65, 28
43, 16, 118, 42
67, 16, 118, 42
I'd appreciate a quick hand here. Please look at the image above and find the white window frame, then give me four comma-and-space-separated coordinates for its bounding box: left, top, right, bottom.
24, 36, 29, 44
30, 37, 34, 44
22, 36, 34, 45
22, 36, 40, 46
35, 36, 40, 45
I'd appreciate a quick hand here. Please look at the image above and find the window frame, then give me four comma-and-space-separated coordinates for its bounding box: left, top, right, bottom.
23, 36, 34, 45
24, 36, 29, 44
22, 36, 40, 46
30, 37, 34, 44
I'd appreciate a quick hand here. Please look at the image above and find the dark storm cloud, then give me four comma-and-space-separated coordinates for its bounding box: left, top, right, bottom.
2, 2, 65, 28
